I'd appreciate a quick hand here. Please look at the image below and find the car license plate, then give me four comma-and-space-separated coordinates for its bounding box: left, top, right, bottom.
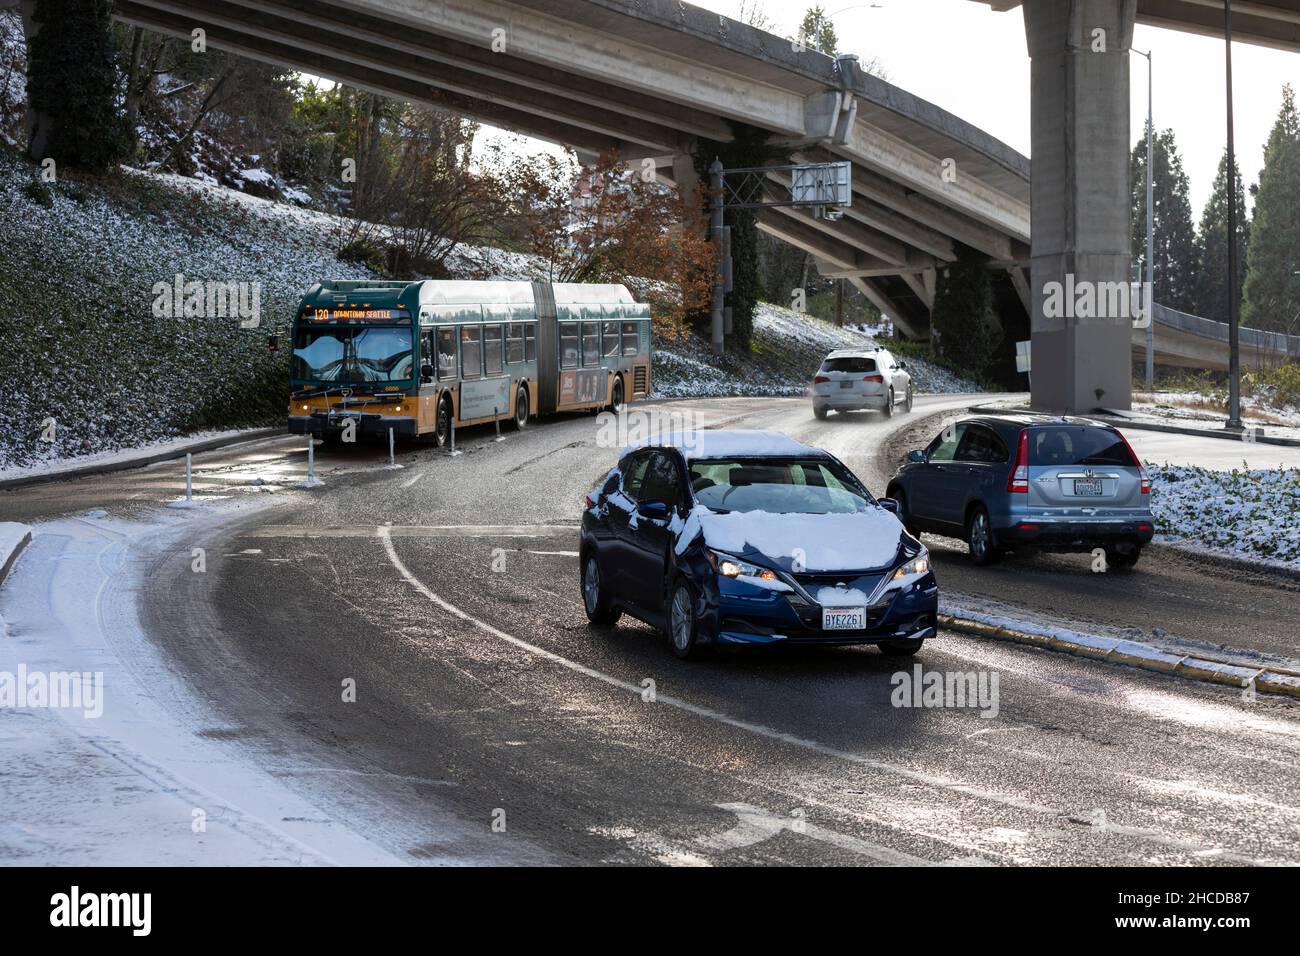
1073, 478, 1103, 496
839, 381, 854, 389
822, 607, 866, 630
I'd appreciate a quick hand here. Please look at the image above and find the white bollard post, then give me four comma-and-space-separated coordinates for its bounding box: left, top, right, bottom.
493, 405, 504, 442
389, 427, 395, 466
449, 417, 460, 457
299, 436, 323, 488
185, 453, 193, 502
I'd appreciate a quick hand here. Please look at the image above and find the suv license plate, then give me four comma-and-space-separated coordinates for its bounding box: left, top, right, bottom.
822, 607, 866, 630
1073, 478, 1103, 496
839, 381, 854, 389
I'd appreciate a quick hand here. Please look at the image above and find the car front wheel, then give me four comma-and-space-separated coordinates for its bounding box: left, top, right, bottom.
582, 554, 621, 626
667, 578, 707, 659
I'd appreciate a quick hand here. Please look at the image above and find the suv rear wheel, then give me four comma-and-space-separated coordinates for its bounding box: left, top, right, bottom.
1104, 545, 1141, 571
967, 506, 999, 566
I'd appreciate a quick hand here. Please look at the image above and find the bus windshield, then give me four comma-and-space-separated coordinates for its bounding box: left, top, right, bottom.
292, 325, 413, 383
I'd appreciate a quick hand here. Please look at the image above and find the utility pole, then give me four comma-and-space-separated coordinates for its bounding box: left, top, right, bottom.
709, 159, 725, 356
1225, 0, 1243, 430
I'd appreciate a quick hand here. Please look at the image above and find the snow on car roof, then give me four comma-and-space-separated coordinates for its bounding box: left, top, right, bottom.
628, 430, 826, 461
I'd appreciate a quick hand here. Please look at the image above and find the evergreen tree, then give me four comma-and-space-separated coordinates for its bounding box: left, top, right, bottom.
797, 6, 838, 55
25, 0, 129, 172
931, 245, 1000, 379
1194, 147, 1250, 323
1130, 128, 1199, 314
1242, 85, 1300, 335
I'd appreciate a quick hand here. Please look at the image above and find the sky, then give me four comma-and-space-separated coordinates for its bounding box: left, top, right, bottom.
478, 0, 1297, 219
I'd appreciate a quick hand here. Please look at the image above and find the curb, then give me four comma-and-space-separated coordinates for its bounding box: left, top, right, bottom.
0, 428, 284, 491
939, 611, 1300, 700
0, 522, 33, 588
965, 402, 1300, 447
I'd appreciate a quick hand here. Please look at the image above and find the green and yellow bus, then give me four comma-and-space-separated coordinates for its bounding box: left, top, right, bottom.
287, 279, 653, 444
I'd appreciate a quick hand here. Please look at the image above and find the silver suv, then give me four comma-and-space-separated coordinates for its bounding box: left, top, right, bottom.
885, 415, 1155, 569
811, 347, 913, 420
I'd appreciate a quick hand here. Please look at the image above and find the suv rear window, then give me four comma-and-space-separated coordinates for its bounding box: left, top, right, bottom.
820, 356, 876, 373
1029, 426, 1137, 467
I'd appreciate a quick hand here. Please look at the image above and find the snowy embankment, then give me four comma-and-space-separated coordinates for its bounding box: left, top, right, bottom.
0, 152, 537, 473
1148, 463, 1300, 567
652, 302, 982, 399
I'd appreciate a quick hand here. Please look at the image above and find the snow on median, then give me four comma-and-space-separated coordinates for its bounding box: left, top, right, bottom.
1147, 462, 1300, 568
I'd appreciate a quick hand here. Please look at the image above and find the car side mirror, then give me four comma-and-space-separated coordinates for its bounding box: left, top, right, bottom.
420, 363, 435, 381
906, 449, 926, 463
877, 498, 899, 514
636, 499, 669, 520
896, 360, 906, 369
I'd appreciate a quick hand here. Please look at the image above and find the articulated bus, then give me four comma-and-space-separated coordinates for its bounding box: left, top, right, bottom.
287, 280, 653, 444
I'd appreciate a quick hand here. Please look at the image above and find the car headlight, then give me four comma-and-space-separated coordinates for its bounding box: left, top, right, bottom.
891, 549, 930, 582
707, 549, 778, 581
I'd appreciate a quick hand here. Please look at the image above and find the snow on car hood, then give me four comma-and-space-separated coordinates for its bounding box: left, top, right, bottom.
674, 505, 904, 573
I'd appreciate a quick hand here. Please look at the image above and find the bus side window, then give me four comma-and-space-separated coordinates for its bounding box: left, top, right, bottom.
460, 326, 482, 379
560, 322, 579, 369
621, 321, 638, 356
582, 322, 599, 367
506, 322, 524, 364
602, 320, 620, 358
484, 323, 503, 376
436, 327, 456, 380
524, 323, 536, 362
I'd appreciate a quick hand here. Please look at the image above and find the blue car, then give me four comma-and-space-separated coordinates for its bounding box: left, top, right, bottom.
579, 431, 938, 659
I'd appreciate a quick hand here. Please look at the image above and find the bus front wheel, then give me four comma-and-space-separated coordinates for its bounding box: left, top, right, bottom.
510, 386, 529, 431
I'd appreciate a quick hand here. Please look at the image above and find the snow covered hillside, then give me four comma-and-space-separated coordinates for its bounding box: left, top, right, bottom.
652, 302, 982, 399
0, 152, 535, 471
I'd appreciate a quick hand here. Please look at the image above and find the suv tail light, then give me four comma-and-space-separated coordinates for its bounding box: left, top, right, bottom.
1007, 428, 1029, 493
1115, 430, 1151, 493
863, 374, 884, 383
813, 375, 830, 384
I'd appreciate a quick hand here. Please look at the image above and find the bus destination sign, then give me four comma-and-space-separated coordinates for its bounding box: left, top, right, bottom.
306, 307, 411, 322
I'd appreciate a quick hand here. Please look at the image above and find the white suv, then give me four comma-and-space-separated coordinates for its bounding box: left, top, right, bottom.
811, 347, 913, 419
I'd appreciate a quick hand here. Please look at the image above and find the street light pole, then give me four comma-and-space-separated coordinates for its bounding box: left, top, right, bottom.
1225, 0, 1243, 430
1133, 48, 1155, 390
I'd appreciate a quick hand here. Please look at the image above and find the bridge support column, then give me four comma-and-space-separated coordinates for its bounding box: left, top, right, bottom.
1024, 0, 1135, 412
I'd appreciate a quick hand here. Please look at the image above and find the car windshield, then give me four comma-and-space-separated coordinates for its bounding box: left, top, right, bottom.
1029, 426, 1137, 467
820, 356, 876, 373
292, 325, 413, 383
688, 457, 874, 514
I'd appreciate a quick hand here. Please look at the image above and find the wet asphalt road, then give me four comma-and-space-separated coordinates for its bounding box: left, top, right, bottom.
6, 396, 1300, 865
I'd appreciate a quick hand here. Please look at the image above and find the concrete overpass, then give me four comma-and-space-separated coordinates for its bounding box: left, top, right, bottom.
98, 0, 1034, 343
12, 0, 1295, 405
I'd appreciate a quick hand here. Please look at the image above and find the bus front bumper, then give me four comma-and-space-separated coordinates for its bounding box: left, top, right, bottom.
288, 413, 419, 438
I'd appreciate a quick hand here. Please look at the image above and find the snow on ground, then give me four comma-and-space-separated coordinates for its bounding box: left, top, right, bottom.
1132, 390, 1300, 440
652, 302, 983, 399
1148, 463, 1300, 567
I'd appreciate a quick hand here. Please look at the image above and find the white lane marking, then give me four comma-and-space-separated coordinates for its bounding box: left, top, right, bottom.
376, 534, 1278, 866
401, 471, 426, 489
699, 802, 945, 866
523, 550, 580, 557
